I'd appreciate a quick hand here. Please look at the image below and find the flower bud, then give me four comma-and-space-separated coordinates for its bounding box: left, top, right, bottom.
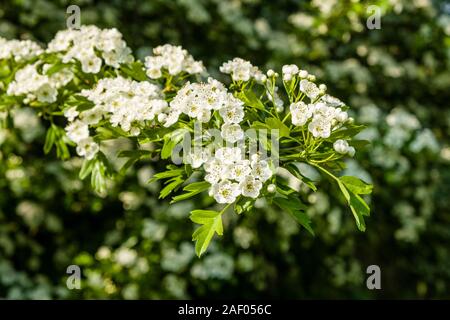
267, 184, 276, 193
298, 70, 308, 78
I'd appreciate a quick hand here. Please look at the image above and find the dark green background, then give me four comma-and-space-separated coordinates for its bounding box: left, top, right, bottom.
0, 0, 449, 299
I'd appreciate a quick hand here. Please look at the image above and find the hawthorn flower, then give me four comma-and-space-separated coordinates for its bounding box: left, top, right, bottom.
333, 139, 355, 157
321, 94, 345, 108
219, 104, 245, 124
251, 160, 272, 182
348, 146, 356, 157
212, 180, 240, 204
267, 184, 276, 193
227, 160, 252, 182
144, 44, 205, 79
77, 76, 166, 132
308, 117, 331, 138
185, 150, 210, 169
47, 25, 133, 73
0, 37, 43, 62
221, 123, 244, 143
76, 137, 99, 160
81, 53, 102, 74
64, 107, 79, 122
239, 175, 263, 198
36, 83, 58, 103
220, 58, 265, 82
7, 63, 71, 104
80, 107, 103, 125
169, 78, 242, 126
66, 120, 89, 143
267, 86, 284, 110
282, 64, 299, 81
215, 147, 242, 164
290, 101, 312, 126
299, 79, 320, 100
333, 139, 350, 154
204, 159, 225, 184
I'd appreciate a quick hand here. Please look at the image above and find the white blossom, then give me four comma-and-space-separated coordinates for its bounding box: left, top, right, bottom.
211, 180, 240, 204
47, 25, 133, 73
169, 78, 243, 126
221, 123, 244, 143
66, 120, 89, 143
251, 160, 272, 182
239, 175, 263, 198
220, 58, 265, 82
76, 137, 100, 160
299, 79, 320, 100
282, 64, 299, 81
290, 101, 312, 126
308, 117, 331, 138
144, 44, 204, 79
227, 160, 251, 182
333, 139, 350, 154
7, 63, 73, 104
0, 37, 43, 62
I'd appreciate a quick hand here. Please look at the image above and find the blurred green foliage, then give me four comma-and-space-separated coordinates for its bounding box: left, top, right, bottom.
0, 0, 449, 298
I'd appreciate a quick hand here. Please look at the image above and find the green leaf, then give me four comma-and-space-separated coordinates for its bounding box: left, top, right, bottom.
328, 125, 366, 140
336, 180, 369, 231
43, 125, 71, 159
64, 95, 95, 111
171, 181, 210, 203
159, 176, 185, 199
161, 129, 186, 160
148, 165, 185, 184
43, 126, 56, 154
45, 62, 71, 76
79, 158, 96, 180
138, 127, 172, 144
117, 149, 154, 175
238, 89, 266, 111
312, 164, 372, 232
91, 160, 108, 194
121, 61, 148, 81
265, 117, 290, 138
190, 210, 224, 257
339, 176, 373, 195
273, 197, 314, 235
250, 121, 268, 130
285, 163, 318, 191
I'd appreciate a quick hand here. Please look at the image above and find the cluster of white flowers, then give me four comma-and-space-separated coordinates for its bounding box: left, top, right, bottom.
165, 77, 244, 127
7, 63, 73, 104
0, 37, 43, 62
144, 44, 205, 79
333, 139, 355, 156
281, 64, 316, 83
203, 148, 273, 203
220, 58, 266, 82
290, 98, 348, 139
47, 25, 133, 73
65, 76, 167, 159
281, 64, 300, 81
168, 75, 274, 203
